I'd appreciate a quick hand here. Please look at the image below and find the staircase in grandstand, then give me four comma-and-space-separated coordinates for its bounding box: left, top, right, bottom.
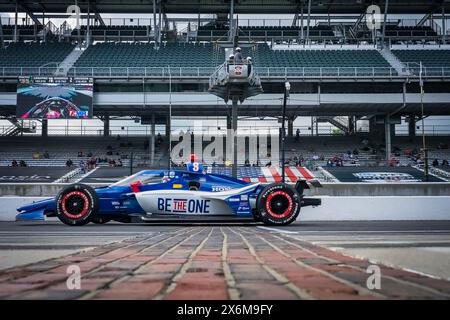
0, 120, 37, 137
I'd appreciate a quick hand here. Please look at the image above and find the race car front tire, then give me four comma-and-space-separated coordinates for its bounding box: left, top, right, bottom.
56, 184, 99, 226
256, 183, 301, 226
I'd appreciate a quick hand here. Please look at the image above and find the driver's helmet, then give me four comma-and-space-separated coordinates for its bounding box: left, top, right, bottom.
187, 153, 204, 173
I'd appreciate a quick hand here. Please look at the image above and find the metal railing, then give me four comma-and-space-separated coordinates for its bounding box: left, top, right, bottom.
1, 65, 449, 79
66, 66, 400, 78
196, 29, 337, 42
404, 63, 450, 77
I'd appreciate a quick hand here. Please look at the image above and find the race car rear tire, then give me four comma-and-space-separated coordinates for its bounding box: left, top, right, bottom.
56, 184, 99, 226
256, 183, 300, 226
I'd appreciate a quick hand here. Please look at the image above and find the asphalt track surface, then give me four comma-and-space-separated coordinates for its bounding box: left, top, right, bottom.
0, 220, 450, 299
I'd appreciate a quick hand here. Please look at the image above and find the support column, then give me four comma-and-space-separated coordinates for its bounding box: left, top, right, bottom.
306, 0, 311, 43
150, 113, 156, 165
153, 0, 157, 48
158, 1, 162, 44
231, 96, 238, 178
86, 1, 91, 46
381, 0, 389, 49
41, 119, 48, 137
166, 115, 171, 169
385, 115, 392, 161
408, 114, 416, 140
287, 117, 294, 138
0, 22, 4, 49
103, 115, 110, 136
348, 116, 355, 135
14, 1, 18, 43
442, 6, 446, 45
300, 4, 304, 41
229, 0, 235, 42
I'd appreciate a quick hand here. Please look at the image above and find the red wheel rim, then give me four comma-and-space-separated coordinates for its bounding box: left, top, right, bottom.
265, 191, 293, 218
61, 191, 90, 219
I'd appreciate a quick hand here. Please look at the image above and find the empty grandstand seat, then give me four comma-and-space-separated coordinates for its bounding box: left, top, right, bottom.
392, 49, 450, 76
71, 42, 220, 75
0, 42, 75, 74
70, 42, 394, 77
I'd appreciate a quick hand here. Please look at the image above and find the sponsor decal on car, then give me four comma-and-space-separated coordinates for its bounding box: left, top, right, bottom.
157, 198, 211, 214
212, 186, 232, 192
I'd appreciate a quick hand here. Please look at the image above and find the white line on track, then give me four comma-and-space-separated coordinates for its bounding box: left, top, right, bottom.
256, 226, 450, 234
257, 226, 300, 234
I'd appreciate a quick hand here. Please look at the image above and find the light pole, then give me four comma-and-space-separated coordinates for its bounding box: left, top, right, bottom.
281, 81, 290, 183
419, 61, 429, 181
168, 65, 172, 171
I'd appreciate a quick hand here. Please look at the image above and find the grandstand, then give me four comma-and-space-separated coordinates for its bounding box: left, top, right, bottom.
0, 42, 75, 75
0, 0, 450, 183
0, 136, 166, 168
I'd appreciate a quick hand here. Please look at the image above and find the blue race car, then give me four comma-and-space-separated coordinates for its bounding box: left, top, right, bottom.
16, 164, 321, 226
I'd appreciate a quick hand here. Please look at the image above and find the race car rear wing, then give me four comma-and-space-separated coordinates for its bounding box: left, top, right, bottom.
295, 179, 322, 196
295, 179, 322, 208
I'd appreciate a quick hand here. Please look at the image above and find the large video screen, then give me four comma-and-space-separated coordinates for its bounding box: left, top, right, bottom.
17, 77, 93, 119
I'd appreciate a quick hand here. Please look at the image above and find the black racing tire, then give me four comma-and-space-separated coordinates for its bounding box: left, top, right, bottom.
188, 181, 200, 191
91, 216, 111, 224
256, 183, 301, 226
56, 184, 99, 226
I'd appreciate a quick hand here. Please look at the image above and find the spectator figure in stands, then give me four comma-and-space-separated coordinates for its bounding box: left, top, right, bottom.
442, 159, 449, 166
79, 160, 86, 173
117, 159, 123, 167
87, 151, 93, 158
295, 129, 300, 142
19, 160, 27, 167
116, 134, 121, 141
245, 159, 250, 167
32, 151, 41, 160
265, 161, 272, 167
88, 157, 97, 170
66, 159, 73, 167
438, 142, 449, 150
77, 151, 83, 157
11, 160, 18, 167
352, 148, 359, 155
43, 151, 50, 159
234, 47, 243, 63
432, 159, 439, 167
228, 54, 234, 63
388, 156, 399, 167
157, 133, 163, 145
246, 56, 252, 73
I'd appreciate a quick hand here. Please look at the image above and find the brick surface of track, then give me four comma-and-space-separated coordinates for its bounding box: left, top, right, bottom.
1, 226, 450, 300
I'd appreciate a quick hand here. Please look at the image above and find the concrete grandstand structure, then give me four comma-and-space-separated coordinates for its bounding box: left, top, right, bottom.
0, 0, 449, 183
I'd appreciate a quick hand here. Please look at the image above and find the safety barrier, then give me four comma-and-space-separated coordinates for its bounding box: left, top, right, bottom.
0, 182, 449, 197
2, 195, 450, 222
